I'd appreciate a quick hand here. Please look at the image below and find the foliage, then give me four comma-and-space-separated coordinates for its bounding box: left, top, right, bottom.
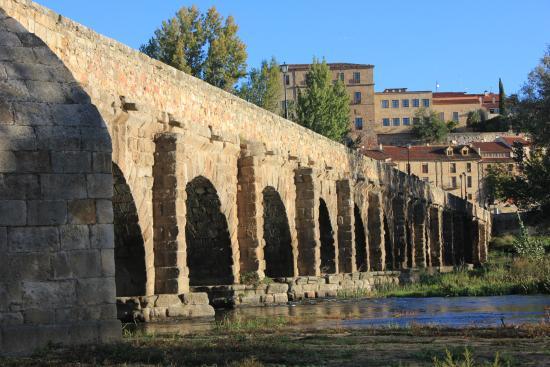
470, 115, 510, 132
237, 57, 282, 114
412, 108, 454, 143
466, 109, 482, 127
483, 164, 513, 205
214, 315, 288, 333
498, 78, 506, 116
433, 348, 507, 367
140, 5, 247, 91
296, 58, 351, 142
240, 271, 260, 287
513, 213, 546, 260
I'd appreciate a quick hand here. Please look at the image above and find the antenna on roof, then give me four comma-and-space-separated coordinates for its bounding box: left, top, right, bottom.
435, 81, 440, 92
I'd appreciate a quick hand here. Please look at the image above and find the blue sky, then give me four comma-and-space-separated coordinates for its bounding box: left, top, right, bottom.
38, 0, 550, 94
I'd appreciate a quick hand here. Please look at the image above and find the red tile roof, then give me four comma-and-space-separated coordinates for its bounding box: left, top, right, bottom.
470, 142, 511, 153
363, 145, 480, 162
433, 98, 481, 105
500, 136, 530, 146
287, 63, 374, 71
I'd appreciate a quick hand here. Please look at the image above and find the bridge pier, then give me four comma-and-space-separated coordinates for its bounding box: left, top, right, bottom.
367, 191, 385, 271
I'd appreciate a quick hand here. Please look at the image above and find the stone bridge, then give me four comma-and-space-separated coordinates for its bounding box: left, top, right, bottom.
0, 0, 490, 355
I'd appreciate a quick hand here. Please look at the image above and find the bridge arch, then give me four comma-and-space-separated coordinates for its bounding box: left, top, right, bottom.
262, 186, 293, 278
185, 176, 234, 286
319, 198, 336, 274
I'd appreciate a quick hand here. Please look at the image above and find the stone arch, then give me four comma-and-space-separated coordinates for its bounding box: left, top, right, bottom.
186, 176, 234, 286
383, 216, 394, 270
319, 198, 336, 274
113, 164, 146, 296
354, 205, 368, 271
262, 186, 293, 278
405, 221, 413, 268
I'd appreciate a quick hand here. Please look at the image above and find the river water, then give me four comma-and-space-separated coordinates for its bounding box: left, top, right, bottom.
136, 295, 550, 334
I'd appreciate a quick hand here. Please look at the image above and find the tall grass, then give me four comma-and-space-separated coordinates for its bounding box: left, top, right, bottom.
214, 315, 288, 333
375, 256, 550, 298
433, 348, 510, 367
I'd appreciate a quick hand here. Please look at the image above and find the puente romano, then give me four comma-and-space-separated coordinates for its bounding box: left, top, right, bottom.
0, 0, 490, 355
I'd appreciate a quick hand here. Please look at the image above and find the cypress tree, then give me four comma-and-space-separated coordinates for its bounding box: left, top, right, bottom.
498, 78, 506, 116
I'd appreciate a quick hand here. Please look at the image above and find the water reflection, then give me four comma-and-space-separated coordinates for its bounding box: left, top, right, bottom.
136, 295, 550, 335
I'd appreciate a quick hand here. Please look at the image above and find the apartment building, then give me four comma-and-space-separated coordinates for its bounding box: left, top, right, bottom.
364, 145, 481, 202
375, 89, 501, 139
374, 88, 432, 134
283, 63, 376, 145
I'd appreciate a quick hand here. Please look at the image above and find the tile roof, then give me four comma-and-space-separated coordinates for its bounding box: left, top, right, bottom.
287, 63, 374, 71
363, 145, 480, 162
471, 142, 511, 153
500, 136, 530, 146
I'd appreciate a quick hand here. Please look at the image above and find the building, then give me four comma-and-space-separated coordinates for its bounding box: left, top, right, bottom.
432, 92, 500, 129
364, 145, 482, 202
282, 63, 376, 145
374, 88, 433, 134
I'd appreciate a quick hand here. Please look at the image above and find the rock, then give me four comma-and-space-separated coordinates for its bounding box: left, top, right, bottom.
167, 305, 190, 318
180, 292, 209, 305
266, 283, 289, 294
154, 294, 181, 307
188, 304, 215, 317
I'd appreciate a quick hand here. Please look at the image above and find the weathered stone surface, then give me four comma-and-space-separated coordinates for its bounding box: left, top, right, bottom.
0, 200, 25, 225
154, 294, 181, 307
266, 283, 289, 294
90, 224, 114, 249
27, 200, 67, 225
180, 292, 209, 305
8, 226, 59, 252
60, 225, 90, 250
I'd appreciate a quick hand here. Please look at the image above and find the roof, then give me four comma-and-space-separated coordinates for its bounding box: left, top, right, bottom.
363, 145, 481, 162
500, 136, 530, 146
287, 63, 374, 71
470, 142, 511, 153
375, 90, 431, 95
433, 98, 481, 105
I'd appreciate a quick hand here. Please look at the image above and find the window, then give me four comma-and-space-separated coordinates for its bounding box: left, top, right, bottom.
422, 163, 429, 174
353, 72, 360, 83
381, 100, 389, 108
413, 117, 420, 125
508, 164, 514, 172
422, 99, 430, 107
355, 117, 363, 130
451, 176, 457, 188
412, 99, 420, 107
339, 72, 345, 81
450, 163, 456, 173
467, 193, 473, 200
354, 91, 361, 104
403, 117, 410, 126
392, 118, 400, 126
422, 177, 429, 182
467, 163, 472, 172
382, 118, 390, 126
402, 99, 410, 108
439, 112, 445, 121
391, 100, 399, 108
467, 176, 472, 188
446, 147, 453, 156
452, 112, 459, 122
285, 75, 290, 85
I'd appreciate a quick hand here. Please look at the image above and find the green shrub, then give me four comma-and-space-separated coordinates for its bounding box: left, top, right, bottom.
513, 214, 545, 260
433, 348, 509, 367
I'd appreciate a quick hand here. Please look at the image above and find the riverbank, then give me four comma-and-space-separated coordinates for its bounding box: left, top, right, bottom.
2, 322, 549, 366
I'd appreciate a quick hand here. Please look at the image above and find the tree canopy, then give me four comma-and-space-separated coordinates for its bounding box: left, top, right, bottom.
237, 58, 283, 114
140, 5, 247, 91
412, 108, 456, 143
486, 46, 550, 213
295, 59, 350, 142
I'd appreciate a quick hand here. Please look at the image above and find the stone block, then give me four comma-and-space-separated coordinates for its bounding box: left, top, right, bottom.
23, 308, 55, 324
27, 200, 67, 225
188, 304, 215, 317
180, 292, 209, 305
1, 325, 39, 356
53, 250, 102, 279
60, 225, 90, 250
68, 322, 99, 344
239, 294, 261, 305
14, 150, 50, 172
0, 125, 35, 150
0, 312, 23, 325
326, 274, 342, 284
8, 226, 59, 252
13, 101, 51, 126
0, 100, 14, 124
296, 277, 308, 285
92, 152, 112, 173
261, 294, 275, 303
26, 80, 68, 103
0, 174, 40, 200
86, 174, 112, 199
22, 280, 76, 307
52, 151, 91, 173
76, 277, 115, 306
100, 249, 115, 277
0, 200, 25, 225
35, 126, 81, 151
0, 226, 6, 252
273, 293, 288, 303
95, 200, 113, 224
167, 304, 190, 317
90, 224, 114, 249
0, 151, 16, 172
0, 252, 50, 282
41, 174, 87, 199
0, 31, 21, 47
68, 199, 96, 224
154, 294, 181, 307
81, 127, 111, 152
304, 291, 316, 298
266, 283, 289, 294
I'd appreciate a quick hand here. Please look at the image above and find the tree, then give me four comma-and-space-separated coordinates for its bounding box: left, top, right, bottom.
499, 78, 507, 116
140, 5, 247, 91
411, 108, 453, 143
237, 58, 282, 114
295, 58, 350, 142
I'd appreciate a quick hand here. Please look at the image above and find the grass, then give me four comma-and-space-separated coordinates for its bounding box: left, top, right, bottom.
2, 323, 549, 366
214, 315, 289, 333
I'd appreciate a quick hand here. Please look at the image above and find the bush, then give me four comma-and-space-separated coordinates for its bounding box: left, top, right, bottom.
433, 348, 508, 367
513, 214, 545, 260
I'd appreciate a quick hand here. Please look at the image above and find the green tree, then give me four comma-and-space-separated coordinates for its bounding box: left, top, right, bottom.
411, 108, 453, 143
295, 58, 350, 142
140, 5, 247, 91
499, 77, 507, 116
237, 57, 282, 114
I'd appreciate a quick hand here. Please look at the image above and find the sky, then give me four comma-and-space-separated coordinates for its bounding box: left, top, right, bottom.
38, 0, 550, 95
